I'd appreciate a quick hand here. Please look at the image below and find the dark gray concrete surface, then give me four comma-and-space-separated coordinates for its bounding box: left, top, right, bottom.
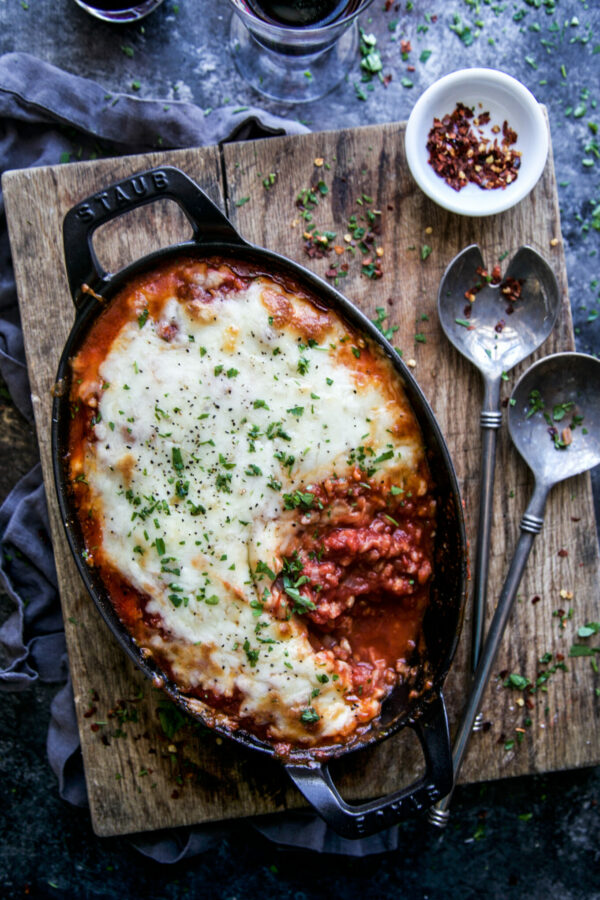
1, 0, 599, 897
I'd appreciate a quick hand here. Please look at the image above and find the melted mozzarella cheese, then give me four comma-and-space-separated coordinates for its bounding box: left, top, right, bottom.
83, 275, 424, 745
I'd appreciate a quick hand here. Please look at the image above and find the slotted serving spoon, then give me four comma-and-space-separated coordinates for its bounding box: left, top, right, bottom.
438, 245, 560, 680
429, 351, 600, 827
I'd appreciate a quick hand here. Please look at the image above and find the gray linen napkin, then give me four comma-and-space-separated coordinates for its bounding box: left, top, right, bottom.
0, 51, 406, 859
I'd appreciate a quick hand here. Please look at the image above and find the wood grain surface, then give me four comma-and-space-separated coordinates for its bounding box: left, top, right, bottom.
3, 119, 599, 838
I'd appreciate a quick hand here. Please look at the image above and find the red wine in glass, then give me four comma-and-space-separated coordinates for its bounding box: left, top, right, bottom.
230, 0, 373, 102
246, 0, 359, 27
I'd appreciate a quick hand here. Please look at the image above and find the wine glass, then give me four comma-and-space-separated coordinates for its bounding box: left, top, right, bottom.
226, 0, 376, 103
73, 0, 165, 23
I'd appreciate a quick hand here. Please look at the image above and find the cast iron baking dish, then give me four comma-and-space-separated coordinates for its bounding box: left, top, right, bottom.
53, 165, 467, 839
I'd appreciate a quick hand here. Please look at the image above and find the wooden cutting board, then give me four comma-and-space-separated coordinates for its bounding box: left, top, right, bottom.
4, 118, 600, 838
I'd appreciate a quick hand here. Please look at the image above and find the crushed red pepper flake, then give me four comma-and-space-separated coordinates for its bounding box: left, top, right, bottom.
464, 264, 524, 315
427, 102, 522, 192
501, 277, 524, 313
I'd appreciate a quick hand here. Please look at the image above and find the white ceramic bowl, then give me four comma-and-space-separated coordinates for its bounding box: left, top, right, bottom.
405, 68, 548, 217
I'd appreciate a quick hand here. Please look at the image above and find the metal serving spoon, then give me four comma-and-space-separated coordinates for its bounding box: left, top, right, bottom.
429, 351, 600, 828
438, 245, 560, 683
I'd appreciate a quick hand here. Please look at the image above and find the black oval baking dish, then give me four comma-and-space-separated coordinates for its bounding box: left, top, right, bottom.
53, 165, 467, 839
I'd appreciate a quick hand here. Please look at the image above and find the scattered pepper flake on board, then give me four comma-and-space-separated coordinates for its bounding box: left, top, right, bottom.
296, 178, 384, 281
427, 102, 521, 192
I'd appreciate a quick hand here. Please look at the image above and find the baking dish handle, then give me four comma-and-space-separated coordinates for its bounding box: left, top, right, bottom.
286, 693, 452, 839
63, 165, 245, 307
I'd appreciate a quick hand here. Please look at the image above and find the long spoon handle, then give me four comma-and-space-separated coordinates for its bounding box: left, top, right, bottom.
428, 480, 550, 827
472, 398, 503, 672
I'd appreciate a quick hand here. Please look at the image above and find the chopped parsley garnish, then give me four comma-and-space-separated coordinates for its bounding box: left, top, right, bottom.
372, 307, 399, 342
526, 389, 545, 418
175, 479, 189, 498
281, 555, 316, 615
569, 644, 600, 657
255, 560, 276, 581
504, 673, 531, 691
243, 639, 259, 667
578, 622, 600, 638
300, 707, 320, 724
215, 473, 232, 493
283, 490, 317, 510
552, 401, 575, 422
274, 450, 295, 473
137, 308, 149, 329
347, 444, 377, 477
172, 447, 184, 473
